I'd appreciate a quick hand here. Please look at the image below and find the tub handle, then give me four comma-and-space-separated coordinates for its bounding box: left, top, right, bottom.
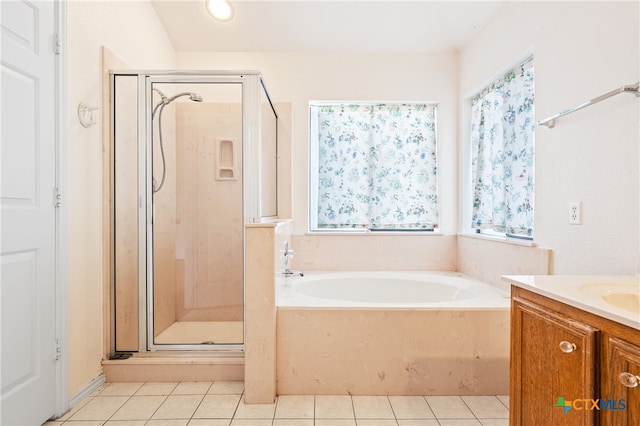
559, 341, 577, 353
619, 372, 640, 388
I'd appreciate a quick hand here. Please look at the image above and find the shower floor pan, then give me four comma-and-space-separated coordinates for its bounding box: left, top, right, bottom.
154, 321, 243, 345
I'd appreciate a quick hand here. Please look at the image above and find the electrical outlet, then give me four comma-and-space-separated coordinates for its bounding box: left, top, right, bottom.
569, 202, 582, 225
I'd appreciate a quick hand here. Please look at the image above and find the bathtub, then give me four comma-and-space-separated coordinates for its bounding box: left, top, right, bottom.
276, 271, 510, 396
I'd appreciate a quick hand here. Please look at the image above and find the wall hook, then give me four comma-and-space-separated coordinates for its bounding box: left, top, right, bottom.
78, 102, 99, 128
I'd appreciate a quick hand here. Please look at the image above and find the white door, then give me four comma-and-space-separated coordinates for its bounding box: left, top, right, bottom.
1, 0, 58, 424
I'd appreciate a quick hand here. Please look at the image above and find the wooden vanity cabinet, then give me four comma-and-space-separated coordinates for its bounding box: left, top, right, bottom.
602, 337, 640, 425
511, 287, 640, 426
511, 292, 599, 426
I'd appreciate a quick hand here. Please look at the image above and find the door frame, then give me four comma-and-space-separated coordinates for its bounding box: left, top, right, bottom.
141, 73, 250, 352
54, 0, 69, 418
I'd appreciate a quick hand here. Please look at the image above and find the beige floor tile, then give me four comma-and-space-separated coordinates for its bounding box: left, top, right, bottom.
234, 396, 277, 419
389, 396, 435, 419
152, 395, 205, 420
274, 395, 314, 418
61, 381, 514, 426
186, 420, 230, 426
315, 420, 357, 426
315, 395, 354, 419
496, 395, 509, 409
69, 397, 130, 421
352, 396, 394, 419
273, 419, 314, 426
229, 420, 272, 426
111, 396, 166, 421
193, 394, 242, 419
461, 396, 509, 419
136, 382, 178, 396
171, 382, 212, 395
90, 383, 111, 396
425, 396, 474, 419
479, 419, 509, 426
98, 383, 143, 396
208, 381, 244, 395
146, 420, 189, 426
57, 395, 94, 421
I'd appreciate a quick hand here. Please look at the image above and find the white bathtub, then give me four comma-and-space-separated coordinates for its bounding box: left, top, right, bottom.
277, 271, 509, 308
276, 271, 510, 396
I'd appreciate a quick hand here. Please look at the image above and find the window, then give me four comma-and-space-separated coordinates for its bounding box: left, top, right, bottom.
309, 102, 438, 231
470, 57, 535, 238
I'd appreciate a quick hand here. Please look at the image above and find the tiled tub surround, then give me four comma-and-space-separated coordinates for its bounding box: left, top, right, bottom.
276, 272, 510, 396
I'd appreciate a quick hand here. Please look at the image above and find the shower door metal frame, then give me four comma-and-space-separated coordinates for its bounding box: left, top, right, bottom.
130, 71, 264, 352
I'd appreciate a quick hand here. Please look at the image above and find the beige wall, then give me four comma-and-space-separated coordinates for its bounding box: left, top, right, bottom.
178, 2, 640, 276
459, 1, 639, 275
67, 0, 175, 396
176, 51, 461, 270
177, 51, 460, 238
175, 102, 244, 321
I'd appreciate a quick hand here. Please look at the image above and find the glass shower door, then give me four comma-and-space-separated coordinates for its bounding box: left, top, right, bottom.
112, 71, 273, 354
149, 81, 244, 349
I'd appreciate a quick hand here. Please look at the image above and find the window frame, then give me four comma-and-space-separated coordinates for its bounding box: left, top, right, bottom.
466, 56, 535, 241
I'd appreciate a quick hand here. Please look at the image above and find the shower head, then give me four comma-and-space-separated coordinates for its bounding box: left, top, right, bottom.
152, 90, 202, 118
166, 92, 203, 104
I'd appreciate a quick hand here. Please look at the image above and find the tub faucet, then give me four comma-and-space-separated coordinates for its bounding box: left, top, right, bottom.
282, 241, 294, 266
282, 268, 304, 277
280, 241, 303, 277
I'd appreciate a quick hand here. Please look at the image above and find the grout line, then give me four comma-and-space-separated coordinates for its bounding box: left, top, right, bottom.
386, 395, 397, 421
459, 395, 481, 420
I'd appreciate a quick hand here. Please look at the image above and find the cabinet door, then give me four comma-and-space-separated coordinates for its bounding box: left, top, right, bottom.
511, 297, 599, 426
603, 337, 640, 425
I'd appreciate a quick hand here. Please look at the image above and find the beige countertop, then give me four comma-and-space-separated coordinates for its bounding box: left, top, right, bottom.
502, 275, 640, 330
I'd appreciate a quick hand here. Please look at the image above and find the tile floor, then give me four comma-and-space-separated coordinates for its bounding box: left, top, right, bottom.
45, 381, 509, 426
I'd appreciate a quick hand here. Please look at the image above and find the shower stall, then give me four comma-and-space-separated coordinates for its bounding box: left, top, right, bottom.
110, 71, 278, 353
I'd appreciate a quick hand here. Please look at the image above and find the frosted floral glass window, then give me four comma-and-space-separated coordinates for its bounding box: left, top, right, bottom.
309, 103, 438, 231
470, 57, 535, 238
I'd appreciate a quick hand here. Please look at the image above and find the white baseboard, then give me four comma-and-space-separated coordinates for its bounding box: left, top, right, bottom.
68, 373, 106, 408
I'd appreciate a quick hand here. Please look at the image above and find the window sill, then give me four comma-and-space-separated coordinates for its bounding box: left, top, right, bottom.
306, 230, 444, 236
458, 231, 537, 247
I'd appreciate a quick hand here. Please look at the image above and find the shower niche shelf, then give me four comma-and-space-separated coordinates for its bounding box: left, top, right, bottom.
215, 138, 237, 180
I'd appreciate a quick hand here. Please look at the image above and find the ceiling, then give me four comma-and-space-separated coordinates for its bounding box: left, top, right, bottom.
151, 0, 507, 53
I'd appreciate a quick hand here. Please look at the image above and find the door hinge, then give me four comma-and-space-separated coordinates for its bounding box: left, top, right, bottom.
54, 34, 61, 55
54, 187, 62, 208
55, 339, 62, 361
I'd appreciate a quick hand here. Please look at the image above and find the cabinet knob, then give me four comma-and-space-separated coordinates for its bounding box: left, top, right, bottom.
559, 341, 577, 353
618, 372, 640, 388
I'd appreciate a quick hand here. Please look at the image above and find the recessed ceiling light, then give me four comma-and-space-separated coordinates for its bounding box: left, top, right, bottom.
206, 0, 234, 22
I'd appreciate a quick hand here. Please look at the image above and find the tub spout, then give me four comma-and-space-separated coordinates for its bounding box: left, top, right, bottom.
281, 268, 304, 277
